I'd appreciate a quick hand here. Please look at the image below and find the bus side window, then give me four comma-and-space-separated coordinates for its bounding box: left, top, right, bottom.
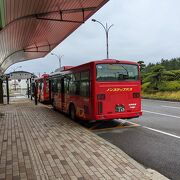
57, 79, 61, 93
69, 74, 75, 95
42, 83, 44, 91
75, 81, 80, 95
69, 73, 80, 95
51, 80, 54, 92
53, 79, 58, 93
64, 78, 66, 93
64, 77, 70, 94
74, 73, 80, 95
39, 81, 42, 90
80, 71, 90, 97
46, 80, 49, 93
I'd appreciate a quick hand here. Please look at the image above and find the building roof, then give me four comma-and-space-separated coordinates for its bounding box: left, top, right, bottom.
0, 0, 108, 74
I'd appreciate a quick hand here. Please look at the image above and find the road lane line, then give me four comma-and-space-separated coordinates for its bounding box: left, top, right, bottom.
161, 105, 180, 109
123, 119, 180, 139
143, 126, 180, 139
120, 120, 140, 126
143, 110, 180, 119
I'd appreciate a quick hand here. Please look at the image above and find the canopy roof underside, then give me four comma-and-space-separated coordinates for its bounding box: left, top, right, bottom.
0, 0, 108, 74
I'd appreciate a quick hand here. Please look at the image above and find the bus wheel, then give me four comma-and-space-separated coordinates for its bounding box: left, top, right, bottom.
69, 104, 76, 120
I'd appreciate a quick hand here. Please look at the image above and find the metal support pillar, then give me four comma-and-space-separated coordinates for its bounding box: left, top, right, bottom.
35, 82, 38, 105
30, 78, 32, 100
27, 79, 30, 98
0, 79, 3, 104
49, 80, 52, 104
6, 77, 9, 104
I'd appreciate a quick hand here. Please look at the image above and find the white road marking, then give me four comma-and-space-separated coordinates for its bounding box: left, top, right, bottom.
143, 126, 180, 139
143, 110, 180, 119
118, 119, 141, 126
161, 105, 180, 109
123, 119, 180, 139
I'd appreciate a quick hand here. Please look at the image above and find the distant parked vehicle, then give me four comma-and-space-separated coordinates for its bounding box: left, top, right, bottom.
35, 74, 49, 103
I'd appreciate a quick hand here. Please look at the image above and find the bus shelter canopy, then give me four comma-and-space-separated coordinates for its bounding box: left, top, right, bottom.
0, 0, 108, 74
7, 71, 37, 80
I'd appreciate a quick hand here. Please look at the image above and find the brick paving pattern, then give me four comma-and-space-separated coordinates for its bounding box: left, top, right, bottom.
0, 101, 167, 180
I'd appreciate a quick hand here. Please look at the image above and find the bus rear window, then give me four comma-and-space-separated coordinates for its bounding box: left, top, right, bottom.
96, 64, 139, 81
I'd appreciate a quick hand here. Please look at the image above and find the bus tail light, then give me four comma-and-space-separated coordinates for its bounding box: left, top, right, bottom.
133, 92, 140, 98
98, 102, 103, 114
97, 94, 105, 100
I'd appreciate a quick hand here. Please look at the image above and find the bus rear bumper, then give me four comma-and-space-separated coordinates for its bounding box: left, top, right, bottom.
95, 111, 142, 121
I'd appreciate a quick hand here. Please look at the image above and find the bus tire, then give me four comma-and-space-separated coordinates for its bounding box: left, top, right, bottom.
69, 104, 76, 120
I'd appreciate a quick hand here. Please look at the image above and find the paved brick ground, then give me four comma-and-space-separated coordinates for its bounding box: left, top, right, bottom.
0, 100, 168, 180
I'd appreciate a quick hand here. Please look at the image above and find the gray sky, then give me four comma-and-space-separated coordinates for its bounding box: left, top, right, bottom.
6, 0, 180, 75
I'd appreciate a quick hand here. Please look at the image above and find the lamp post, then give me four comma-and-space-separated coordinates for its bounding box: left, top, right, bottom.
92, 19, 113, 59
51, 53, 63, 68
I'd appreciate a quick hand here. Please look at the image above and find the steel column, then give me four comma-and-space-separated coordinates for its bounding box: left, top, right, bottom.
0, 79, 3, 104
6, 77, 9, 104
27, 79, 30, 98
49, 80, 52, 104
35, 82, 38, 105
30, 78, 32, 100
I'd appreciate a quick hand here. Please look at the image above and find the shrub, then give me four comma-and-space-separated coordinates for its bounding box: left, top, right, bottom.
171, 70, 180, 80
142, 82, 150, 92
143, 91, 180, 101
158, 81, 180, 91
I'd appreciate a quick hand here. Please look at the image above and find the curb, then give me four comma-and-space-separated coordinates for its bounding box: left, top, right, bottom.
146, 169, 169, 180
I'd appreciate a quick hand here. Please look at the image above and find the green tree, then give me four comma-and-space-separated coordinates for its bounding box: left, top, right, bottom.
149, 65, 165, 90
137, 61, 146, 81
162, 71, 175, 81
137, 61, 146, 72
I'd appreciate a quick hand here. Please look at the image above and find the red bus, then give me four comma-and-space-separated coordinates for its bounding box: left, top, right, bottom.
36, 74, 49, 103
49, 59, 142, 121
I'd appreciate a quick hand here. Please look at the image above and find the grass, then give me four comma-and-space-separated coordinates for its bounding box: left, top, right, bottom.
142, 91, 180, 101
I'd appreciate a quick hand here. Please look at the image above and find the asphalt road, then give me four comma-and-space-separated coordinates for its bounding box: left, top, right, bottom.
95, 99, 180, 180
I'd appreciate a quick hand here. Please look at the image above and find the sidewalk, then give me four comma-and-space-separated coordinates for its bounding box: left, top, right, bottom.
0, 99, 168, 180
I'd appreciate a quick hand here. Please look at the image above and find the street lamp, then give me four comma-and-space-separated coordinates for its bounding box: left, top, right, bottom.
51, 53, 63, 68
92, 19, 114, 59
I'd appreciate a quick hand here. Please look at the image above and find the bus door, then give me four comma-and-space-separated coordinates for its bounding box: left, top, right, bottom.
61, 78, 65, 110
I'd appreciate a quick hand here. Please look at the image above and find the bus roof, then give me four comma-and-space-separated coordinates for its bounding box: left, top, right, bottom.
49, 59, 139, 78
92, 59, 139, 65
70, 59, 139, 68
65, 59, 139, 70
54, 66, 74, 72
35, 73, 49, 80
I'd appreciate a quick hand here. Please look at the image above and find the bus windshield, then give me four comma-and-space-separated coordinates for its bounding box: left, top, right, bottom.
96, 63, 139, 81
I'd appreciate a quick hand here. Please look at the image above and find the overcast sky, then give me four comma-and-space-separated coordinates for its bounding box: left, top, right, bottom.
6, 0, 180, 75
